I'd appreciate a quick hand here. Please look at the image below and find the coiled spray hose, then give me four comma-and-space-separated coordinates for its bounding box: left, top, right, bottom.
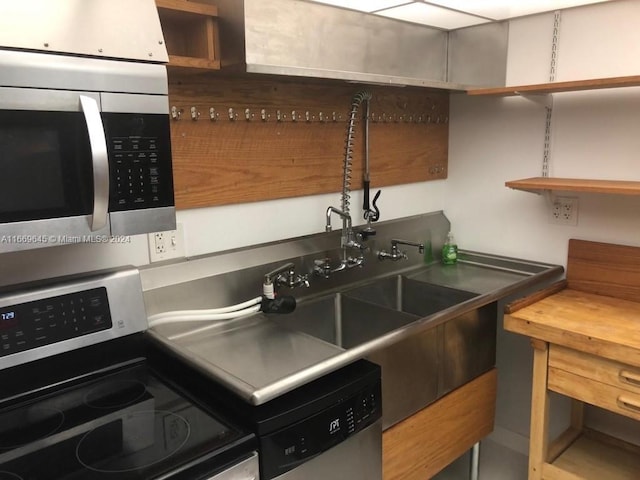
341, 91, 373, 218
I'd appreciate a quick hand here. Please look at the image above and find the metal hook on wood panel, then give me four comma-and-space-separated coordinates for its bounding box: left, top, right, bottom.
190, 107, 200, 121
209, 108, 219, 121
171, 106, 182, 120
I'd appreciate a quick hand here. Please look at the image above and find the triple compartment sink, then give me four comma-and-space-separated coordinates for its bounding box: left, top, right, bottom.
270, 272, 495, 429
271, 274, 479, 349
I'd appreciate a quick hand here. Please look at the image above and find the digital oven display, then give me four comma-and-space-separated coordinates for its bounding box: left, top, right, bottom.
0, 309, 17, 329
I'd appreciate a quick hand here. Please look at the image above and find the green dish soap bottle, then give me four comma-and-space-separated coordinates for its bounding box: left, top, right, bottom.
442, 232, 458, 265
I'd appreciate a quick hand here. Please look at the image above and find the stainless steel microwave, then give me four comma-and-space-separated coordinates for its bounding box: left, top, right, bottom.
0, 50, 176, 253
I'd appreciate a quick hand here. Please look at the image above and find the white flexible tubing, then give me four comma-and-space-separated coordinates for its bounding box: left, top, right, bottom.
148, 304, 261, 328
147, 296, 262, 323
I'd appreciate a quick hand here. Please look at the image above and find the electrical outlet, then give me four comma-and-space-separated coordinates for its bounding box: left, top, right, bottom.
148, 223, 185, 262
549, 197, 578, 226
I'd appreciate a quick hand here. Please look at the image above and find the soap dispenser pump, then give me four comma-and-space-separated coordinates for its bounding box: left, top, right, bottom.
442, 232, 458, 265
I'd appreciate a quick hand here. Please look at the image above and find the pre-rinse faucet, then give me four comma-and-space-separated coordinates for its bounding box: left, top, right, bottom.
316, 91, 377, 278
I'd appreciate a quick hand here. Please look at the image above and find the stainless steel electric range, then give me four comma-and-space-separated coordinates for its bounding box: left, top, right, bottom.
0, 267, 258, 480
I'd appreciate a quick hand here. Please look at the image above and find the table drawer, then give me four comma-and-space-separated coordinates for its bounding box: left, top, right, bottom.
549, 344, 640, 396
548, 367, 640, 421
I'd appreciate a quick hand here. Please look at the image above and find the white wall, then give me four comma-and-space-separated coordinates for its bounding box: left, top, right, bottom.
176, 181, 447, 257
446, 0, 640, 448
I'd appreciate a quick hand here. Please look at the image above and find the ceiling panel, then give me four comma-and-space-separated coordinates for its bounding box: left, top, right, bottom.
376, 2, 489, 29
306, 0, 616, 29
422, 0, 614, 21
308, 0, 408, 13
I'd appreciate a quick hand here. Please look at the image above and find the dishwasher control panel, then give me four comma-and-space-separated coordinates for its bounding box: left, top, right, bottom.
260, 378, 381, 479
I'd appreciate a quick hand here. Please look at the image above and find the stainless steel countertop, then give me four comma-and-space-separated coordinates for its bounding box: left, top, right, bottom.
147, 250, 563, 405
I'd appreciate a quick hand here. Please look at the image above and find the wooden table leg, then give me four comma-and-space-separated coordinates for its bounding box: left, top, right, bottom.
529, 339, 550, 480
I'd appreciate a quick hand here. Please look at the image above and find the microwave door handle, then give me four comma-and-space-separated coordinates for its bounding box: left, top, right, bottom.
79, 95, 109, 231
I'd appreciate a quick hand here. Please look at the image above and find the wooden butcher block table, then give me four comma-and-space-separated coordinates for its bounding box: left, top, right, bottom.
504, 239, 640, 480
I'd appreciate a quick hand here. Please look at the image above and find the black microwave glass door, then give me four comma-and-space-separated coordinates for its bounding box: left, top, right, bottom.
0, 111, 93, 223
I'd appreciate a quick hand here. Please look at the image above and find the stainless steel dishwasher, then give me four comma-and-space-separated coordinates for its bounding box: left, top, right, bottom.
152, 352, 383, 480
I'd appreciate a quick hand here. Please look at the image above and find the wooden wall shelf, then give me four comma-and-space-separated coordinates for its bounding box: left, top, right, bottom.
467, 75, 640, 97
505, 177, 640, 196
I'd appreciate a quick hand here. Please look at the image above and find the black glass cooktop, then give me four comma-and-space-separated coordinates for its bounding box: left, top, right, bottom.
0, 359, 247, 480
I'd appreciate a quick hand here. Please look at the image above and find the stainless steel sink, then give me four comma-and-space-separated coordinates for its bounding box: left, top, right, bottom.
344, 275, 479, 316
341, 276, 489, 428
270, 293, 419, 349
270, 276, 489, 429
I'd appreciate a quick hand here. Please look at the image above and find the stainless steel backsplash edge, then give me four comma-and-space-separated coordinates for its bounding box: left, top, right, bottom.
140, 211, 450, 318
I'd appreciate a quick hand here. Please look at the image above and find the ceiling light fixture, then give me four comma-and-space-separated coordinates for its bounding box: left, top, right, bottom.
307, 0, 614, 29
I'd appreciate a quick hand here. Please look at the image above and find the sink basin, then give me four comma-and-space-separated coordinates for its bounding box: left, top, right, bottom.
269, 274, 492, 430
269, 293, 419, 349
344, 275, 479, 317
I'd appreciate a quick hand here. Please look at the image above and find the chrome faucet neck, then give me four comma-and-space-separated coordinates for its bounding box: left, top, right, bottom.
326, 206, 352, 233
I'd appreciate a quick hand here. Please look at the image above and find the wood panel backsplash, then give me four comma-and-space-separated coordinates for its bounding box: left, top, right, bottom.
168, 74, 449, 209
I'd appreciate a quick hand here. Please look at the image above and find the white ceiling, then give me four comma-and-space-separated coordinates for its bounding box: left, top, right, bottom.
306, 0, 615, 30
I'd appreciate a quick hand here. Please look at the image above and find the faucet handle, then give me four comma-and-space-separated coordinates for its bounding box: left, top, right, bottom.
291, 273, 310, 289
346, 238, 368, 252
313, 258, 332, 278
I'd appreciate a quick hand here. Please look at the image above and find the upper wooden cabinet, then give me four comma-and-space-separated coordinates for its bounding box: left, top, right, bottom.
155, 0, 220, 71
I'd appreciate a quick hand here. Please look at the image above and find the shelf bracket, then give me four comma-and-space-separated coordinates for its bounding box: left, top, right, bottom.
542, 189, 557, 206
516, 93, 552, 108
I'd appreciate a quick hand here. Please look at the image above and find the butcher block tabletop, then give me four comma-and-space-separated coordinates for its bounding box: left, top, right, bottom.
504, 239, 640, 368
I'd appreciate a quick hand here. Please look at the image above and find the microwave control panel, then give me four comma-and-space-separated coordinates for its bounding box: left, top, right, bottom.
0, 288, 112, 358
104, 113, 174, 211
112, 136, 163, 207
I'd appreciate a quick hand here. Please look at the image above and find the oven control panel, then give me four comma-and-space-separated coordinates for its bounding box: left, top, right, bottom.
261, 379, 382, 479
0, 288, 112, 357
